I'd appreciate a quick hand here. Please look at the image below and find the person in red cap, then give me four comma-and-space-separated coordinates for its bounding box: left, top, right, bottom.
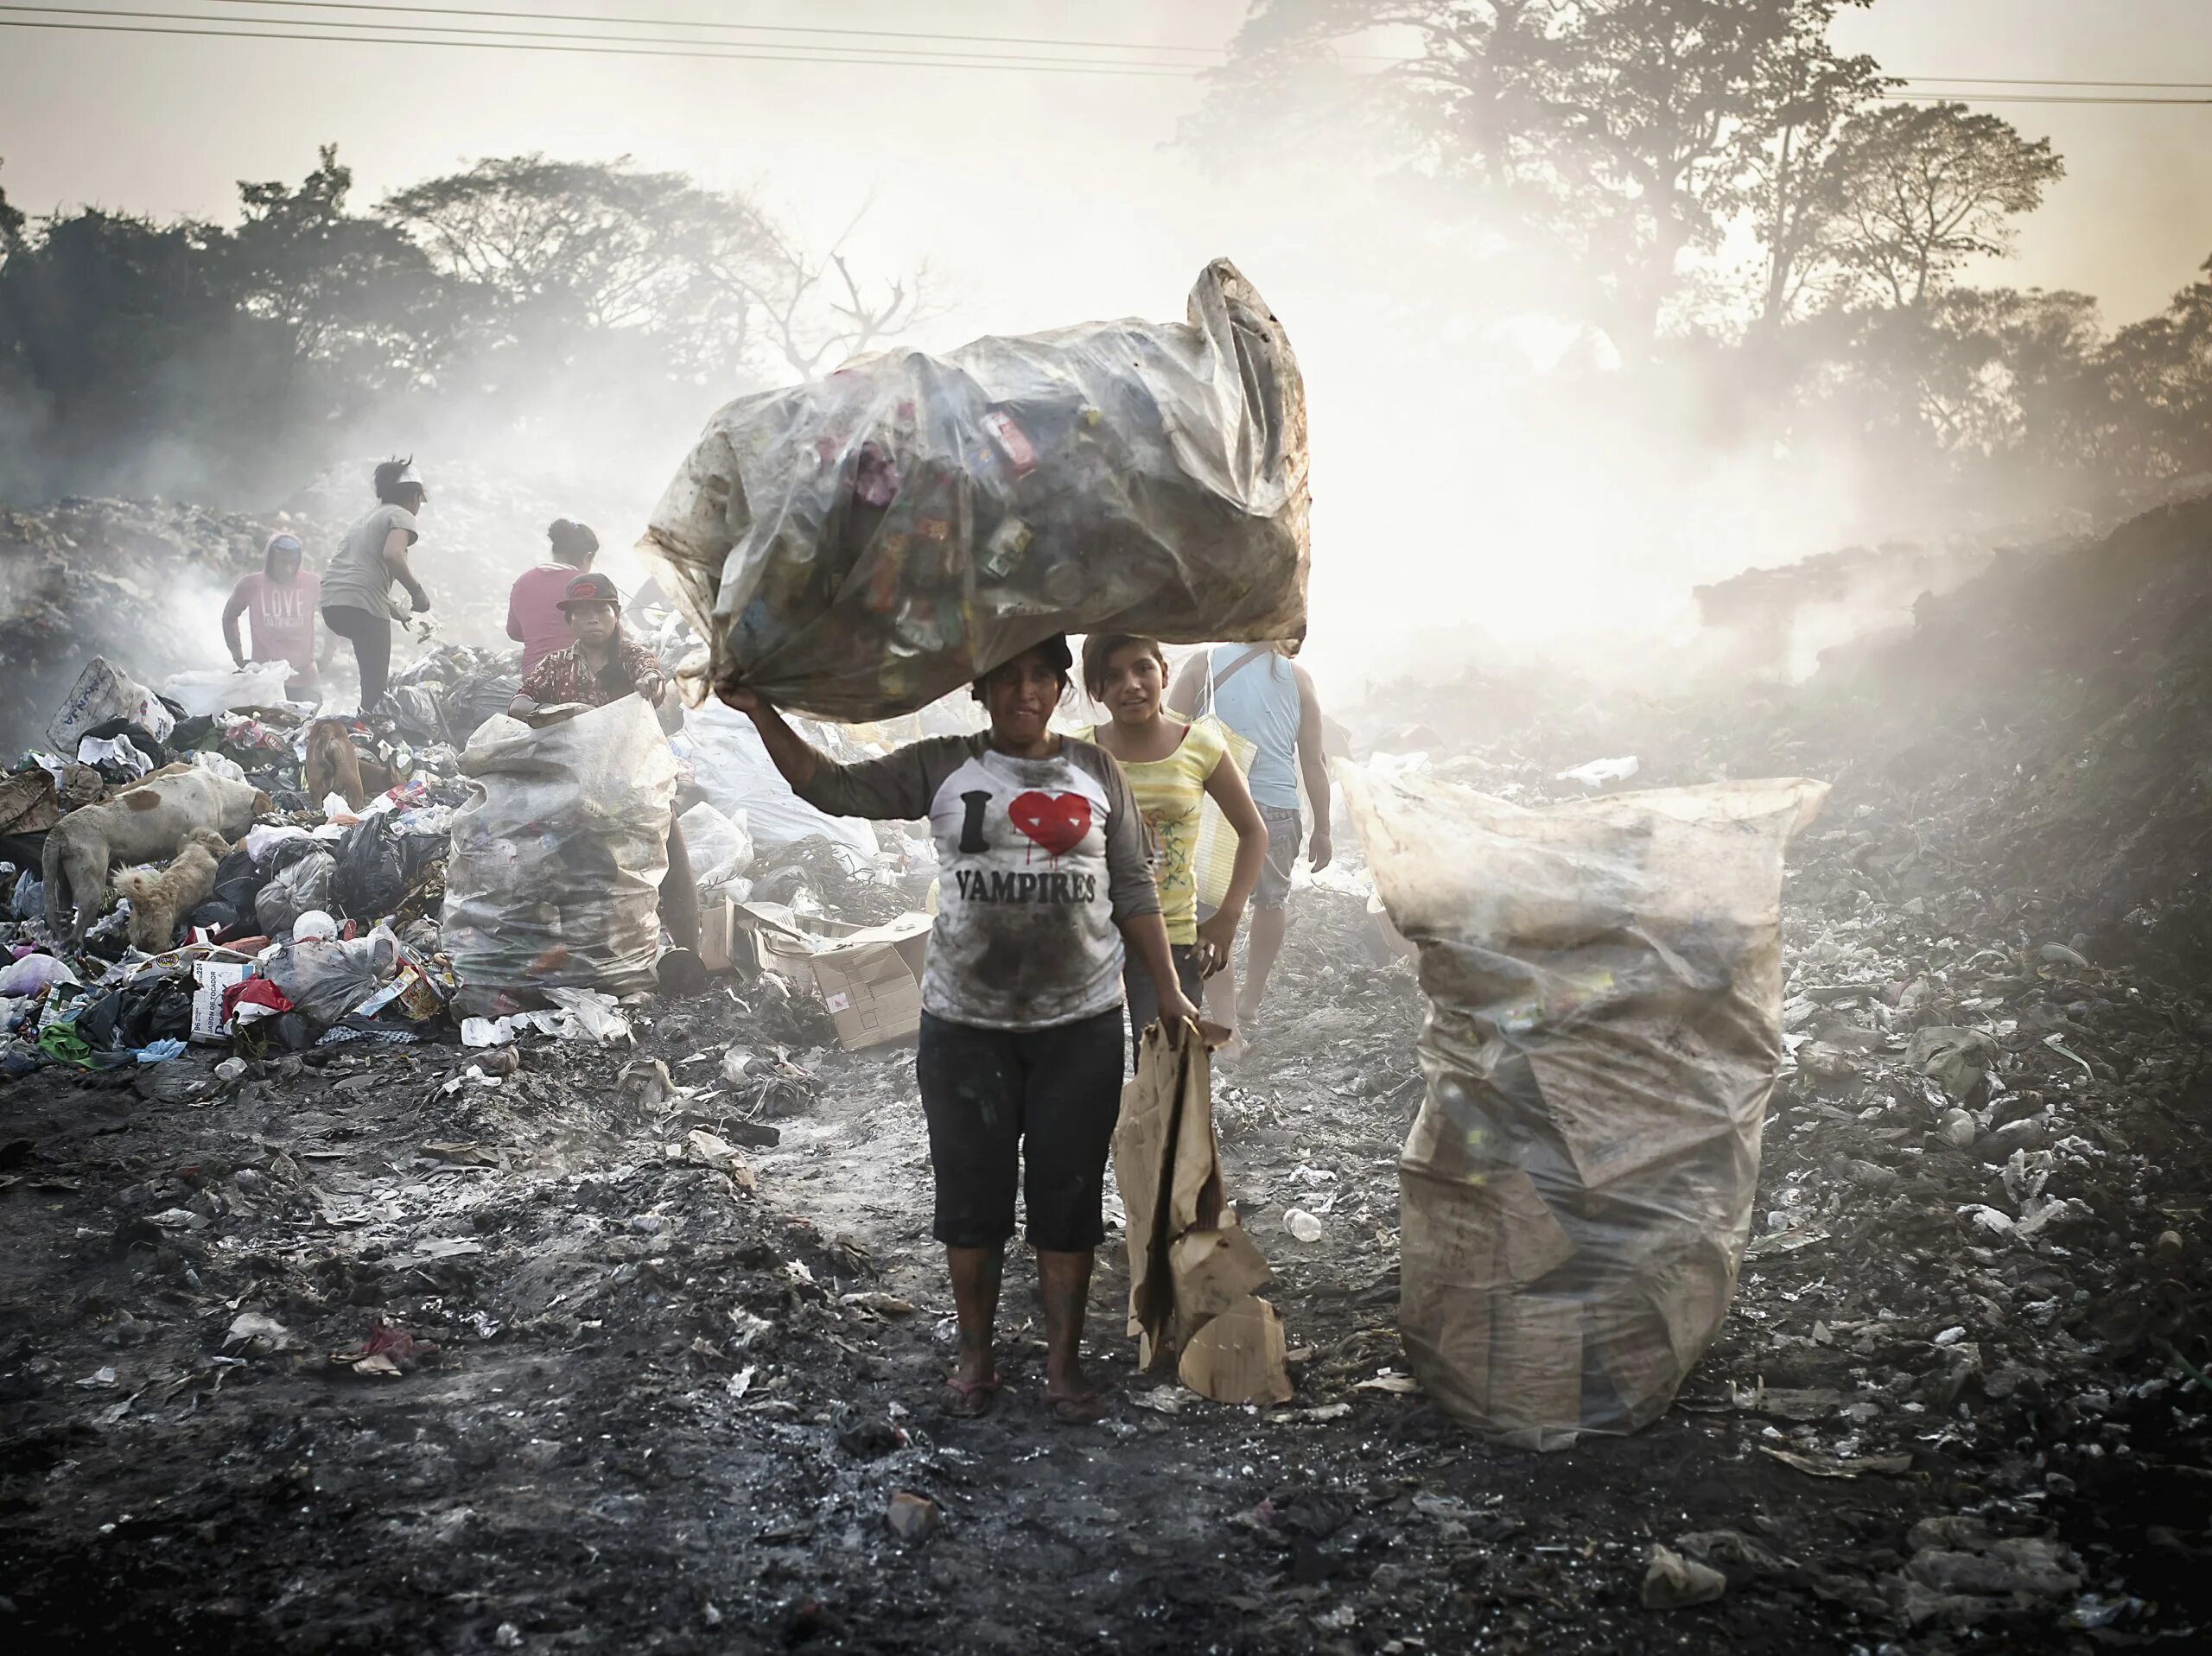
508, 573, 666, 714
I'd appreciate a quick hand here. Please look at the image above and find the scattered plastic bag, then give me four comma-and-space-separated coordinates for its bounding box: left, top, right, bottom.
677, 699, 878, 859
678, 800, 753, 886
0, 952, 78, 996
645, 258, 1310, 721
46, 657, 175, 750
189, 750, 248, 783
442, 700, 677, 994
162, 661, 293, 719
332, 811, 443, 921
245, 824, 312, 862
76, 733, 155, 777
545, 986, 634, 1047
262, 924, 401, 1025
255, 850, 338, 937
1343, 767, 1827, 1449
1555, 755, 1642, 789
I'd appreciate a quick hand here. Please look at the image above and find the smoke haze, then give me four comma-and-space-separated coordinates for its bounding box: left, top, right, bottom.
4, 0, 2211, 692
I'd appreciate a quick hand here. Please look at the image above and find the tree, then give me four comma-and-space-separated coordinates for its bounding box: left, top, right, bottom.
1726, 24, 1891, 331
379, 154, 739, 338
2097, 256, 2212, 479
226, 145, 451, 392
0, 160, 25, 262
1205, 0, 1882, 353
1808, 101, 2063, 311
377, 154, 931, 383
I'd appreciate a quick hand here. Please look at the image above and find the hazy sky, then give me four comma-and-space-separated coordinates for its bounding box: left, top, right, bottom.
4, 1, 2209, 678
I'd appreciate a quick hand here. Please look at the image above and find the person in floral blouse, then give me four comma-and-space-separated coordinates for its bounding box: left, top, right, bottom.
508, 572, 667, 714
505, 573, 696, 959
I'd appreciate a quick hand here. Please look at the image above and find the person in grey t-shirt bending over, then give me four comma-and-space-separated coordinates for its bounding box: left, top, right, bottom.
321, 457, 435, 709
1168, 641, 1333, 1044
720, 636, 1197, 1425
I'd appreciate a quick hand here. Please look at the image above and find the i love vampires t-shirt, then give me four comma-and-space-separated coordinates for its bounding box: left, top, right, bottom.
793, 732, 1160, 1031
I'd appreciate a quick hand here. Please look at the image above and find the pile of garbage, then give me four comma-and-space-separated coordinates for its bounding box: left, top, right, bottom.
2, 627, 963, 1081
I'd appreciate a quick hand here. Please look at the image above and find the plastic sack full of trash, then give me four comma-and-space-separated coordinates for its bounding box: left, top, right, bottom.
642, 258, 1310, 722
440, 698, 677, 994
1341, 766, 1828, 1450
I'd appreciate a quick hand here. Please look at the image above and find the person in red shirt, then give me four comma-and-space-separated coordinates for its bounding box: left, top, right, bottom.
506, 519, 599, 676
222, 530, 334, 699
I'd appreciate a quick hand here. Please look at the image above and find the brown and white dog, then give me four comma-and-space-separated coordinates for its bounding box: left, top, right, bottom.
41, 770, 267, 942
303, 718, 394, 810
113, 827, 232, 952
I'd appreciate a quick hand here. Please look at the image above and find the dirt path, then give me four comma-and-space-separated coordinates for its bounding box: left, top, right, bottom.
0, 892, 2199, 1652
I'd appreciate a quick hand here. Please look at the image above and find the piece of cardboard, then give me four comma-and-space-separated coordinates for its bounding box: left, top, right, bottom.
1178, 1294, 1293, 1405
703, 898, 858, 977
699, 898, 863, 977
1168, 1223, 1273, 1328
805, 913, 932, 1050
190, 961, 251, 1044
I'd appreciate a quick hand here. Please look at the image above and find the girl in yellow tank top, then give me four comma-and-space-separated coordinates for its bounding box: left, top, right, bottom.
1078, 634, 1269, 1055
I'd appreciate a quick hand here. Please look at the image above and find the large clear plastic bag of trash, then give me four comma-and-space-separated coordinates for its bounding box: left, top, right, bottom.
441, 698, 677, 994
1342, 768, 1827, 1450
643, 258, 1310, 721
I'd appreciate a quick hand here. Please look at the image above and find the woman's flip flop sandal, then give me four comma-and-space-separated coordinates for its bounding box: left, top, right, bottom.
940, 1375, 1001, 1418
1047, 1389, 1106, 1425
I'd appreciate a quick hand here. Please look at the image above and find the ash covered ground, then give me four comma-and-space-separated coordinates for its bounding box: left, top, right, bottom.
2, 493, 2209, 1653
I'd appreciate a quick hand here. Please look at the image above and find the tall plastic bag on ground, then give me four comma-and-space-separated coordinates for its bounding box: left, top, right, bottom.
643, 258, 1309, 721
441, 699, 677, 994
1342, 767, 1827, 1450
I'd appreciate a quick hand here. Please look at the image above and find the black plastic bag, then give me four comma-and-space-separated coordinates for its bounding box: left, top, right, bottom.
333, 814, 444, 920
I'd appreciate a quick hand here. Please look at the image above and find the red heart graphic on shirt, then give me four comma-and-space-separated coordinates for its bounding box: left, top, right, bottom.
1007, 790, 1093, 858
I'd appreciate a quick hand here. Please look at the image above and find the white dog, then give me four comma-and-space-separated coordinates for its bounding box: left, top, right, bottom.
43, 770, 267, 942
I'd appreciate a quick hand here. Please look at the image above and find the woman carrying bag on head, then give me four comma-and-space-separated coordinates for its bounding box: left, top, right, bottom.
719, 636, 1197, 1424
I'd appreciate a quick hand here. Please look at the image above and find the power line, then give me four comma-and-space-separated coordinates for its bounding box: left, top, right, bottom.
200, 0, 1245, 59
1878, 89, 2212, 105
176, 1, 1223, 70
1899, 75, 2212, 91
5, 6, 2209, 103
0, 8, 1198, 73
